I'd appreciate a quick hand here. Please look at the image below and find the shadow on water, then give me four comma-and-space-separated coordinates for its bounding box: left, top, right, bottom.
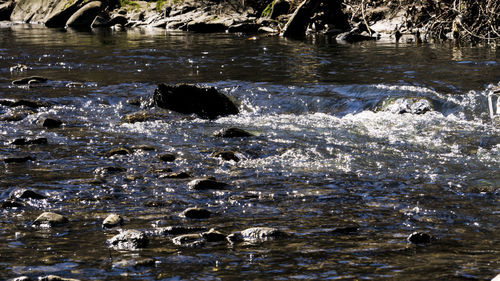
0, 25, 499, 280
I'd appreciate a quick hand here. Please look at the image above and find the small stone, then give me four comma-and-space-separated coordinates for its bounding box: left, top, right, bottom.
213, 127, 253, 138
12, 138, 48, 145
172, 233, 204, 247
159, 172, 191, 179
131, 145, 156, 151
158, 153, 176, 162
155, 226, 206, 236
108, 229, 148, 249
331, 225, 359, 235
102, 214, 124, 228
201, 228, 226, 242
181, 207, 212, 219
10, 188, 46, 200
103, 147, 131, 157
34, 212, 69, 227
42, 118, 62, 128
4, 156, 35, 163
121, 111, 164, 123
212, 151, 240, 162
188, 177, 229, 190
235, 227, 288, 243
38, 275, 80, 281
407, 231, 433, 244
94, 166, 126, 175
8, 276, 31, 281
1, 200, 25, 208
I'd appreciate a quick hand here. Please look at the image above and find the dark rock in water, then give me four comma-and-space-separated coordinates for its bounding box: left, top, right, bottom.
44, 0, 86, 28
172, 233, 204, 247
159, 171, 191, 179
94, 166, 127, 175
331, 225, 359, 235
228, 227, 288, 243
1, 99, 51, 108
103, 147, 131, 157
270, 0, 291, 19
66, 1, 104, 28
10, 188, 46, 200
108, 229, 149, 249
227, 23, 260, 33
212, 151, 240, 162
0, 1, 15, 21
0, 112, 25, 122
12, 76, 48, 85
4, 156, 35, 163
121, 111, 165, 123
181, 207, 212, 219
131, 144, 156, 151
201, 228, 226, 242
336, 30, 377, 43
11, 138, 48, 145
214, 127, 253, 138
187, 21, 227, 33
92, 15, 127, 27
188, 177, 229, 190
156, 226, 206, 236
375, 97, 434, 114
34, 212, 69, 227
153, 83, 239, 120
42, 118, 62, 128
1, 200, 25, 208
102, 213, 124, 228
159, 153, 176, 162
407, 231, 433, 244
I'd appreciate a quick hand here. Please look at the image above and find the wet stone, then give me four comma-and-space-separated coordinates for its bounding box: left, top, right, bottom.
42, 118, 62, 128
10, 188, 46, 200
213, 127, 253, 138
121, 111, 164, 123
158, 153, 176, 162
159, 171, 191, 179
172, 233, 205, 247
1, 199, 25, 208
8, 276, 31, 281
407, 231, 433, 244
95, 166, 127, 175
181, 207, 212, 219
34, 212, 69, 227
201, 229, 226, 242
113, 258, 156, 268
38, 275, 81, 281
3, 156, 35, 163
131, 144, 156, 151
102, 213, 124, 228
212, 150, 240, 162
331, 225, 359, 235
108, 229, 149, 249
9, 100, 51, 108
155, 226, 206, 236
103, 147, 131, 157
188, 177, 229, 190
12, 76, 48, 85
11, 137, 48, 145
228, 227, 288, 243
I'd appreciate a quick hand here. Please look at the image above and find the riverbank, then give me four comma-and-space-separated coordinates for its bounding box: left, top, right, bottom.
0, 0, 498, 44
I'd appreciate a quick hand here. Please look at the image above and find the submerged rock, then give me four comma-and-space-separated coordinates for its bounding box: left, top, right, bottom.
155, 225, 206, 236
407, 231, 434, 244
1, 199, 25, 208
11, 138, 48, 145
34, 212, 69, 227
10, 188, 46, 200
42, 118, 62, 128
108, 229, 149, 249
172, 233, 204, 247
102, 213, 124, 228
188, 177, 229, 190
3, 156, 35, 163
158, 153, 176, 162
0, 99, 50, 108
213, 127, 253, 138
94, 166, 127, 175
212, 151, 240, 162
228, 227, 288, 243
103, 147, 131, 157
38, 275, 81, 281
201, 228, 226, 242
181, 207, 212, 219
12, 76, 48, 85
159, 171, 191, 179
121, 111, 165, 123
153, 83, 239, 120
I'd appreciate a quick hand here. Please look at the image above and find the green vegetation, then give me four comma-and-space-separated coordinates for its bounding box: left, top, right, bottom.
260, 1, 274, 18
120, 0, 140, 8
156, 0, 167, 11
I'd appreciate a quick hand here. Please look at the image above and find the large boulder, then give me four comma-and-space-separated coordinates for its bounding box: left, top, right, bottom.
153, 84, 239, 120
10, 0, 81, 24
66, 1, 103, 28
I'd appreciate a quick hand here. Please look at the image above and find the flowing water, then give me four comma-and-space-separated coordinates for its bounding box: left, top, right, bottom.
0, 24, 499, 280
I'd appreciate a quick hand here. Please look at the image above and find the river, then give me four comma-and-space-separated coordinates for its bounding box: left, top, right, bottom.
0, 24, 499, 280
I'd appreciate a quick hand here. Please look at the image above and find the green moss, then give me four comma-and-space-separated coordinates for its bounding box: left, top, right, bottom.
120, 0, 140, 8
261, 1, 274, 18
